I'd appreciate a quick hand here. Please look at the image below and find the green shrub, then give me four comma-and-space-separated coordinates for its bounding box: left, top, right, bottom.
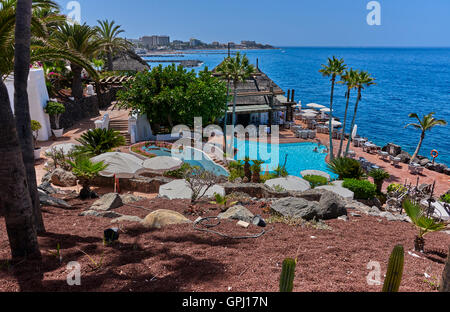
165, 163, 192, 179
45, 101, 66, 129
75, 128, 126, 156
343, 178, 377, 200
272, 184, 287, 192
327, 157, 365, 180
31, 120, 42, 148
67, 157, 108, 199
228, 161, 244, 182
369, 168, 390, 193
387, 183, 407, 194
441, 193, 450, 204
303, 175, 328, 189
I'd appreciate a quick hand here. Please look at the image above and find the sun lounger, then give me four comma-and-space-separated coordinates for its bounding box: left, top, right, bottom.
416, 166, 424, 175
408, 164, 417, 174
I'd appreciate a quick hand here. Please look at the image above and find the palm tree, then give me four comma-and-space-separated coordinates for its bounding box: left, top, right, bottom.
345, 70, 376, 156
0, 2, 41, 259
51, 22, 103, 100
215, 56, 232, 152
319, 57, 346, 160
13, 0, 45, 233
95, 19, 130, 71
337, 68, 357, 157
217, 52, 255, 138
405, 112, 447, 164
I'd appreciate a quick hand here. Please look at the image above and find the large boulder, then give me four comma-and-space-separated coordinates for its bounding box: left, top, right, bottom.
141, 209, 192, 229
397, 151, 411, 164
315, 191, 347, 220
50, 169, 77, 187
38, 181, 62, 195
80, 210, 122, 219
90, 193, 123, 211
111, 215, 143, 224
290, 189, 328, 201
271, 192, 347, 221
265, 176, 311, 192
218, 205, 254, 223
316, 185, 354, 200
159, 179, 225, 200
383, 143, 402, 156
223, 182, 288, 199
120, 194, 144, 205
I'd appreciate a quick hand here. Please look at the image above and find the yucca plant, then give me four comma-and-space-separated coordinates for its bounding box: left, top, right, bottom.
251, 160, 265, 183
327, 157, 365, 180
67, 156, 108, 199
75, 128, 126, 157
403, 199, 446, 252
369, 168, 390, 193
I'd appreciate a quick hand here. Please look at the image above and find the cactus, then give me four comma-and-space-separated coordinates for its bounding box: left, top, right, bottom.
279, 258, 296, 292
382, 245, 404, 292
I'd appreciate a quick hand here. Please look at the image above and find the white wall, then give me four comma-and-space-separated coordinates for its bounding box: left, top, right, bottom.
5, 68, 51, 141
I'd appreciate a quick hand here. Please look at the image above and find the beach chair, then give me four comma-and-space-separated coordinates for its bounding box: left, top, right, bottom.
416, 166, 424, 175
408, 164, 417, 174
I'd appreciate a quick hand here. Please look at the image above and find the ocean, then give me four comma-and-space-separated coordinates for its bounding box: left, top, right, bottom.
143, 47, 450, 166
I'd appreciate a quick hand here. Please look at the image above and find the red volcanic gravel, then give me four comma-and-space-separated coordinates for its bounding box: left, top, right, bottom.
0, 196, 449, 292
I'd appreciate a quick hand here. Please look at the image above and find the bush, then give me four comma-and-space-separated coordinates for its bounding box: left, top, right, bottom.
31, 120, 42, 148
228, 161, 244, 182
67, 157, 108, 199
343, 179, 377, 200
369, 168, 390, 193
75, 128, 126, 156
328, 157, 365, 180
387, 183, 407, 194
45, 101, 66, 129
303, 175, 328, 189
441, 193, 450, 204
164, 163, 192, 179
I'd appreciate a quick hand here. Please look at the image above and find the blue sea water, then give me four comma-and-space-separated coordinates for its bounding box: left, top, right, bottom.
144, 47, 450, 166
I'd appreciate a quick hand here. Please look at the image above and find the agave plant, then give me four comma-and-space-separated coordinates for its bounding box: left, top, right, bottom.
327, 157, 365, 180
67, 156, 108, 199
369, 168, 390, 193
75, 128, 126, 157
403, 199, 446, 252
210, 193, 238, 212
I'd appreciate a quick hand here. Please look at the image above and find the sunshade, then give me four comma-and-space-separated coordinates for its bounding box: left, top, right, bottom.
91, 152, 144, 178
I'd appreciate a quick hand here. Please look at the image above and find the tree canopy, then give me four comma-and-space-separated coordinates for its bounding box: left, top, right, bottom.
117, 64, 228, 131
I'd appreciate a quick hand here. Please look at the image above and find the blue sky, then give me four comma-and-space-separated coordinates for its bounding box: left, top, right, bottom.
56, 0, 450, 47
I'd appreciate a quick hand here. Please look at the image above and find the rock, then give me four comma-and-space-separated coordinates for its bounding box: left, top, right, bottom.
419, 158, 431, 166
291, 189, 327, 202
271, 197, 317, 220
141, 209, 192, 229
50, 169, 77, 187
398, 151, 411, 164
444, 168, 450, 176
39, 193, 71, 209
316, 191, 347, 220
80, 210, 122, 219
237, 221, 250, 228
41, 171, 53, 183
435, 163, 447, 173
111, 215, 143, 224
119, 194, 144, 205
383, 143, 402, 156
223, 182, 289, 199
316, 185, 354, 200
300, 170, 331, 181
38, 181, 61, 195
218, 205, 254, 223
159, 179, 225, 200
265, 176, 311, 192
90, 193, 123, 211
350, 213, 362, 218
338, 215, 348, 221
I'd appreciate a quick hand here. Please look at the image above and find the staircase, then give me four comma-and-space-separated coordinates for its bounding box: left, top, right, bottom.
109, 120, 131, 145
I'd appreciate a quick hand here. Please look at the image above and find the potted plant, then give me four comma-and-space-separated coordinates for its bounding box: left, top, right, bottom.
45, 101, 66, 138
31, 120, 42, 160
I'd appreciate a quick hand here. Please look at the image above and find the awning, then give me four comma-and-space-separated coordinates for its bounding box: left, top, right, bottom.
227, 105, 273, 114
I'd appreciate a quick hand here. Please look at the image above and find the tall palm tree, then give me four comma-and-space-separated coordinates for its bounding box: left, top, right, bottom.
216, 56, 232, 152
337, 68, 357, 157
0, 0, 41, 259
319, 57, 346, 160
13, 0, 45, 233
95, 19, 130, 71
405, 112, 447, 164
51, 22, 103, 100
345, 70, 376, 156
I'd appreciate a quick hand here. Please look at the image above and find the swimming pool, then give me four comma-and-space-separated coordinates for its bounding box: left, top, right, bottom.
141, 144, 229, 177
235, 140, 338, 180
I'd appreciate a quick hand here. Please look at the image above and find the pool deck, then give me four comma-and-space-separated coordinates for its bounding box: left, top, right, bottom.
34, 108, 450, 196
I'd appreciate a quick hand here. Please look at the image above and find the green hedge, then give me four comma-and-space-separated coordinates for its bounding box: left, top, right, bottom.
303, 175, 328, 189
343, 179, 377, 200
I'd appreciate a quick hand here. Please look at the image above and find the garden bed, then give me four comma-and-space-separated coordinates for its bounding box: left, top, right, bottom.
0, 195, 448, 292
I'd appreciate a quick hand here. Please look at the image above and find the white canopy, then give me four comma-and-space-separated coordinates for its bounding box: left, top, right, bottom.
352, 125, 358, 139
320, 108, 331, 113
141, 156, 183, 174
306, 103, 326, 109
91, 152, 144, 178
331, 119, 342, 127
302, 109, 318, 114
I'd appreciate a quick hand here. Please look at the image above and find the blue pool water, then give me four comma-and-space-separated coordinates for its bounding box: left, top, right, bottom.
235, 140, 338, 180
144, 47, 450, 166
142, 145, 229, 177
